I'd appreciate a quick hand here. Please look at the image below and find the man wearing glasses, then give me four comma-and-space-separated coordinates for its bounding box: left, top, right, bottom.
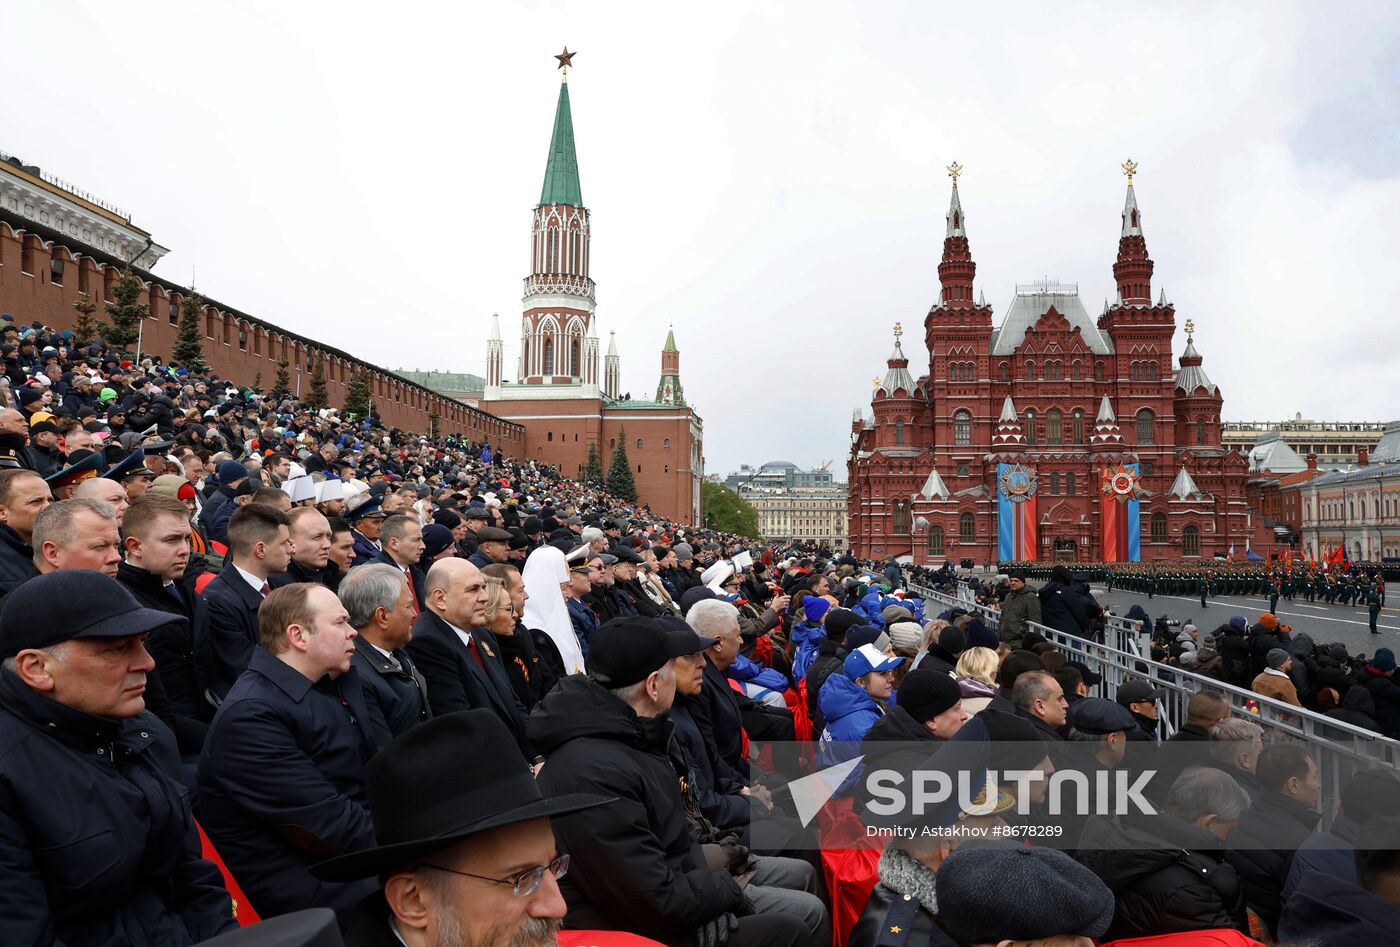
314, 709, 611, 947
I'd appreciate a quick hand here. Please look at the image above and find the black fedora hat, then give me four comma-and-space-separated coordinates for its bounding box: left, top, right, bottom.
312, 710, 611, 882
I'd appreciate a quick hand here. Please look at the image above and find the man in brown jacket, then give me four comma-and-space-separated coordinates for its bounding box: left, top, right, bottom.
1253, 648, 1302, 707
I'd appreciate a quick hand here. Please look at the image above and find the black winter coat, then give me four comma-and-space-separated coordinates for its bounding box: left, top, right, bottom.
1217, 629, 1252, 687
529, 676, 746, 939
671, 696, 749, 833
195, 648, 378, 921
1326, 685, 1379, 733
1224, 790, 1319, 935
116, 560, 210, 757
1278, 868, 1400, 947
1363, 669, 1400, 739
1078, 811, 1248, 941
0, 521, 39, 599
806, 637, 845, 734
854, 704, 940, 824
1038, 579, 1090, 637
1248, 626, 1291, 679
349, 634, 430, 754
0, 672, 236, 946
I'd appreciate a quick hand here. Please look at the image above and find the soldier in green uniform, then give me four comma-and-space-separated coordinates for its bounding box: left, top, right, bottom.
1199, 570, 1210, 609
1268, 575, 1280, 616
1146, 568, 1155, 600
1370, 585, 1383, 634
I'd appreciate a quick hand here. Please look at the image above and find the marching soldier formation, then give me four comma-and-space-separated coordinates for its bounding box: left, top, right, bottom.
1001, 560, 1388, 625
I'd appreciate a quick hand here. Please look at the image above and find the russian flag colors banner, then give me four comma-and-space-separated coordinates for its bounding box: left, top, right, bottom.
996, 463, 1038, 561
1100, 463, 1142, 562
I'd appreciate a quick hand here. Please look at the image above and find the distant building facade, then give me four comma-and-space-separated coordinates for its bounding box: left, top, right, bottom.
396, 369, 486, 407
727, 462, 847, 548
477, 67, 703, 523
1286, 423, 1400, 562
1225, 416, 1387, 467
847, 166, 1250, 564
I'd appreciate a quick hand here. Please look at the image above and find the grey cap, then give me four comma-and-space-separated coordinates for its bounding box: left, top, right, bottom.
1266, 648, 1291, 670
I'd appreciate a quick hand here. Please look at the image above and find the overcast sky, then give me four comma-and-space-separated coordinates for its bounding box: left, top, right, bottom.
8, 2, 1399, 479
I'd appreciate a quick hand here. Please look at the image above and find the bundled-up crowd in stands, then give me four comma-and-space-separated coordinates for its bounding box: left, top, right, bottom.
4, 316, 1400, 947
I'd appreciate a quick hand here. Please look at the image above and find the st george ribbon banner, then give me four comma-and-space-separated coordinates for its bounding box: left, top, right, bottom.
997, 463, 1037, 561
1100, 463, 1143, 562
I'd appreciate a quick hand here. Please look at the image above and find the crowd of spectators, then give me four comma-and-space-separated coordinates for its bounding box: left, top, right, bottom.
3, 315, 1400, 947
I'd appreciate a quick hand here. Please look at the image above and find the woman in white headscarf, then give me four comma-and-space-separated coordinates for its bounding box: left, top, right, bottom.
521, 545, 586, 675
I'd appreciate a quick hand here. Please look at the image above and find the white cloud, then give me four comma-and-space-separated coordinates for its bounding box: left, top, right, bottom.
5, 1, 1398, 478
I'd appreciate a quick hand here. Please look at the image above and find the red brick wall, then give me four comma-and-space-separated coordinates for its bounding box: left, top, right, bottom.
0, 220, 523, 455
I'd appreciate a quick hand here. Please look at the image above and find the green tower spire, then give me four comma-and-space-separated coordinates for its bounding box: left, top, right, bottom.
539, 79, 583, 207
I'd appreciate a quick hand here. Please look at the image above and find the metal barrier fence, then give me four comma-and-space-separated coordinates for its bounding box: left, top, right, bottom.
906, 581, 1400, 826
909, 581, 1148, 656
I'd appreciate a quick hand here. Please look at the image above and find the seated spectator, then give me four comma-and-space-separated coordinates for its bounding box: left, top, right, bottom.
1154, 690, 1231, 801
373, 515, 426, 613
1362, 648, 1400, 739
482, 562, 563, 710
271, 507, 340, 591
116, 494, 207, 760
1079, 766, 1251, 940
405, 557, 537, 762
0, 470, 50, 596
561, 548, 600, 659
816, 643, 906, 790
850, 786, 1017, 947
934, 846, 1114, 946
199, 503, 291, 697
1225, 742, 1321, 937
1253, 648, 1302, 707
530, 618, 812, 946
340, 563, 431, 753
916, 622, 965, 676
855, 668, 966, 820
952, 645, 1006, 716
1280, 815, 1400, 944
73, 473, 131, 527
1284, 769, 1400, 900
311, 710, 609, 947
0, 571, 236, 945
1210, 717, 1264, 800
197, 583, 377, 921
802, 606, 860, 734
31, 497, 122, 576
1011, 670, 1068, 745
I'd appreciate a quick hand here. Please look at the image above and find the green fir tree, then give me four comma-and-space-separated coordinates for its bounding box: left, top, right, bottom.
580, 441, 603, 485
172, 292, 209, 372
343, 370, 371, 420
272, 359, 291, 399
305, 359, 329, 410
100, 268, 147, 349
71, 297, 101, 344
427, 404, 441, 439
253, 370, 262, 390
605, 427, 638, 503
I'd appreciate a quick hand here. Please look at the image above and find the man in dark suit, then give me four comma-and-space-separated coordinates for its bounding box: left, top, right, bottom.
198, 503, 291, 698
405, 557, 539, 763
371, 514, 426, 615
466, 525, 512, 571
270, 507, 341, 592
338, 563, 430, 753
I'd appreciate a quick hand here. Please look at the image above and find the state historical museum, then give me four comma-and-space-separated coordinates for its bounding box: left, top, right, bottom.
847, 165, 1249, 565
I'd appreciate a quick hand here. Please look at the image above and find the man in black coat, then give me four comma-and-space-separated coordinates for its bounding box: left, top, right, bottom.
116, 494, 210, 762
196, 583, 378, 922
405, 558, 538, 762
0, 468, 48, 597
1225, 743, 1321, 937
0, 571, 236, 946
1038, 565, 1091, 638
197, 503, 291, 698
339, 563, 431, 753
530, 618, 812, 946
465, 524, 511, 571
1248, 613, 1290, 679
370, 513, 427, 613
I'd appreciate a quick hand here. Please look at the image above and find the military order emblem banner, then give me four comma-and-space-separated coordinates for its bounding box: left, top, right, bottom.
1100, 463, 1142, 562
997, 463, 1038, 561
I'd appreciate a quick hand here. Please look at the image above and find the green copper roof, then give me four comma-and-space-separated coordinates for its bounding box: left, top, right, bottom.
539, 82, 583, 207
662, 326, 677, 353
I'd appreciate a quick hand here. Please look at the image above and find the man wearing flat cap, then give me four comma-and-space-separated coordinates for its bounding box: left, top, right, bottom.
467, 524, 512, 571
314, 710, 611, 947
0, 571, 237, 945
530, 617, 813, 947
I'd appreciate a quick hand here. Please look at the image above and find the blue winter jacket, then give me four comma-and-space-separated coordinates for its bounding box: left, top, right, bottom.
790, 621, 825, 680
853, 591, 887, 629
816, 673, 886, 794
728, 654, 788, 699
